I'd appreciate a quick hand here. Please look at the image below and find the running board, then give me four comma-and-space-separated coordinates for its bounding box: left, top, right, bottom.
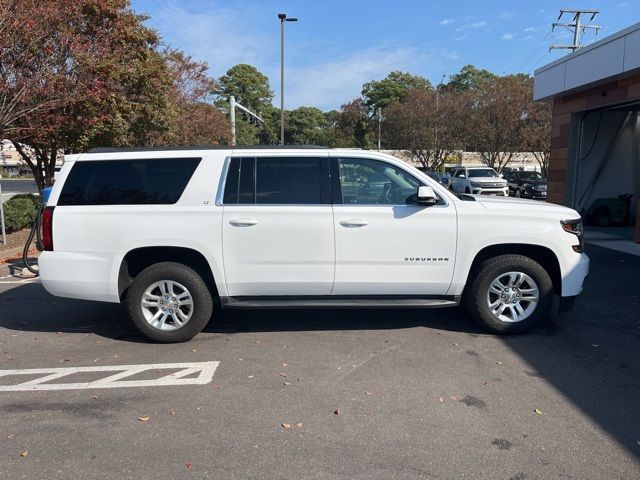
220, 296, 460, 309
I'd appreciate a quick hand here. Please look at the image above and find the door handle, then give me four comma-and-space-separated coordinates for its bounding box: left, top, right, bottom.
229, 219, 258, 227
340, 219, 369, 228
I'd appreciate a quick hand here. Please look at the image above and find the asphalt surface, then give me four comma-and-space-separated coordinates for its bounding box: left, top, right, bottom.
0, 245, 638, 479
0, 179, 38, 200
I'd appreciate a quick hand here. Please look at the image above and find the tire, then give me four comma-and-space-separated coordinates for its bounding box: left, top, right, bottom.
126, 262, 213, 342
591, 206, 610, 226
515, 189, 522, 198
465, 187, 471, 194
464, 254, 553, 334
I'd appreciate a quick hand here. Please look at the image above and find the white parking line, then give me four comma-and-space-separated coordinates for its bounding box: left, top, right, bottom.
0, 361, 220, 391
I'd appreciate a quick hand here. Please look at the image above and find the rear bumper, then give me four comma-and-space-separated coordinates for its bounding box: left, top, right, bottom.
39, 251, 121, 303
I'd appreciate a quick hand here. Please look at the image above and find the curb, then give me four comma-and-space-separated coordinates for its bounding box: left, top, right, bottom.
0, 245, 37, 264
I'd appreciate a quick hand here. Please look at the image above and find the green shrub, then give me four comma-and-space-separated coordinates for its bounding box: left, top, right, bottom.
9, 193, 43, 210
1, 196, 38, 233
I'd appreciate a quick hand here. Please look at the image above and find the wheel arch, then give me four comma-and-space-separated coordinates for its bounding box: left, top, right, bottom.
464, 243, 562, 296
118, 246, 218, 301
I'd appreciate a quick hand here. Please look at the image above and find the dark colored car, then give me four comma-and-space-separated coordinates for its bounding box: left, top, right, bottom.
424, 171, 452, 189
503, 170, 547, 199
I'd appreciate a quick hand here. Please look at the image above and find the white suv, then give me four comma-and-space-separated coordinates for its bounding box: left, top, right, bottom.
39, 147, 589, 342
450, 166, 509, 196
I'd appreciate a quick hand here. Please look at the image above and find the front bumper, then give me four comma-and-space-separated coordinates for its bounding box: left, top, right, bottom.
472, 187, 509, 196
561, 252, 589, 297
522, 188, 547, 199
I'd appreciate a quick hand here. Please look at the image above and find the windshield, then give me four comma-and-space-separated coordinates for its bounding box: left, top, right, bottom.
468, 168, 498, 178
519, 171, 544, 181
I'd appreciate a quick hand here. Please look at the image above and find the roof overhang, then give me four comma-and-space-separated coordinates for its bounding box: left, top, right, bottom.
534, 21, 640, 101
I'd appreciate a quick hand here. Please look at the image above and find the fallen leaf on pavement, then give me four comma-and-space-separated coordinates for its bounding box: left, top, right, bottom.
238, 358, 244, 361
283, 382, 291, 386
170, 410, 176, 416
93, 358, 101, 363
247, 375, 254, 379
452, 343, 459, 346
334, 409, 340, 416
279, 372, 287, 377
254, 340, 261, 344
295, 422, 303, 428
534, 408, 542, 415
19, 450, 28, 457
281, 363, 288, 367
282, 423, 291, 429
58, 358, 69, 363
91, 395, 98, 400
365, 391, 373, 395
496, 361, 503, 365
185, 462, 193, 470
438, 397, 444, 403
191, 349, 197, 352
138, 415, 150, 422
7, 434, 14, 439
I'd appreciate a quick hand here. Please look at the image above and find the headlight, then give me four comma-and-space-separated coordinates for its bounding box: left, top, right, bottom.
561, 219, 584, 253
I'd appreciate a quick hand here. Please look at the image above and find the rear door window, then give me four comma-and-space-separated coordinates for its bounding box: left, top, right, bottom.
223, 157, 329, 205
58, 158, 201, 205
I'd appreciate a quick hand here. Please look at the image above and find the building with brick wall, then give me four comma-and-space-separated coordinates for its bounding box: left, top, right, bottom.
534, 22, 640, 243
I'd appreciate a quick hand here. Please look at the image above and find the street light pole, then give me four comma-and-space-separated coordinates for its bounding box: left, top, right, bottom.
278, 13, 297, 145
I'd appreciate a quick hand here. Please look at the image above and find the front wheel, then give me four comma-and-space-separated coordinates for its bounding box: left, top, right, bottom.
126, 262, 213, 342
464, 254, 553, 334
515, 189, 522, 198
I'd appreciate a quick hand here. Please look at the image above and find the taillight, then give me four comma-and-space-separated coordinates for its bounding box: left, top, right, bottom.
42, 206, 55, 251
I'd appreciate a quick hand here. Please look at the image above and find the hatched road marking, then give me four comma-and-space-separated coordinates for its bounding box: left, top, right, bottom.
0, 361, 220, 392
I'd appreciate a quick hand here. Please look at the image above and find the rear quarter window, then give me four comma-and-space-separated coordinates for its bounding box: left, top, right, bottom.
58, 158, 201, 205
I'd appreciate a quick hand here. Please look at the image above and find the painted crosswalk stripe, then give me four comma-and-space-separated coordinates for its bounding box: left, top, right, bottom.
0, 361, 219, 391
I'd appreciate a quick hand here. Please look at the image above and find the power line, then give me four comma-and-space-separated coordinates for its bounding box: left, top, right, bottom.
550, 9, 600, 52
519, 30, 552, 73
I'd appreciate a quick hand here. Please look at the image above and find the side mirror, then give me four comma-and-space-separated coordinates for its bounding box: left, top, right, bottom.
416, 185, 437, 205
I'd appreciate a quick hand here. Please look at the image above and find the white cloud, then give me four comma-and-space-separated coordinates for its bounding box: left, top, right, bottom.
618, 2, 630, 6
501, 33, 516, 40
520, 35, 534, 41
456, 20, 488, 32
281, 45, 454, 110
454, 35, 467, 42
524, 27, 537, 33
438, 19, 455, 26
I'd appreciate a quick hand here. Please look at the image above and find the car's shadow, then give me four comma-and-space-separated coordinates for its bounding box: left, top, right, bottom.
0, 282, 493, 340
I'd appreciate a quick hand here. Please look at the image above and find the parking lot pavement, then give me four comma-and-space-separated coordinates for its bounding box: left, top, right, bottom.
0, 245, 638, 479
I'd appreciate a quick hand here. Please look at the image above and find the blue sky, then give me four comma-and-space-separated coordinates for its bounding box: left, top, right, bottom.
131, 0, 639, 110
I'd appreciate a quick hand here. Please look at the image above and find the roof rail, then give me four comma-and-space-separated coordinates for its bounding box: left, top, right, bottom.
88, 145, 329, 153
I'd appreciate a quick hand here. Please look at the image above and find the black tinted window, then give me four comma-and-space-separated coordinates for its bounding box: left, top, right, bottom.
224, 157, 326, 205
58, 158, 200, 206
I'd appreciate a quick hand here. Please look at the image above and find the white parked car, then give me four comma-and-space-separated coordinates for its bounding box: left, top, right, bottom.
450, 166, 509, 196
39, 147, 589, 342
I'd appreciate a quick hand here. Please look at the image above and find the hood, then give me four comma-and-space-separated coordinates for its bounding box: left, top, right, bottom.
520, 179, 546, 186
469, 177, 507, 184
474, 196, 580, 218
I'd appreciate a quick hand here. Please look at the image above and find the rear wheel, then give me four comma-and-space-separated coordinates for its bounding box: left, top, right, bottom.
127, 262, 213, 342
515, 188, 522, 198
464, 255, 553, 334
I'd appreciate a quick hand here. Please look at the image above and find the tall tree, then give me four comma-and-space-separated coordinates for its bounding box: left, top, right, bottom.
152, 50, 230, 146
383, 88, 468, 170
470, 74, 532, 172
446, 64, 495, 93
522, 99, 552, 176
2, 0, 173, 191
216, 64, 274, 145
362, 71, 432, 112
284, 106, 327, 145
216, 64, 273, 112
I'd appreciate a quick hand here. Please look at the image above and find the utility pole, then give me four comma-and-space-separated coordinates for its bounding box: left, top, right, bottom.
278, 13, 298, 145
377, 108, 382, 151
435, 74, 446, 168
550, 9, 600, 52
228, 96, 264, 146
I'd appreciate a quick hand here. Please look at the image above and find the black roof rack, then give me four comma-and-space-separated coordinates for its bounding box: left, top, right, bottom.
88, 145, 329, 153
